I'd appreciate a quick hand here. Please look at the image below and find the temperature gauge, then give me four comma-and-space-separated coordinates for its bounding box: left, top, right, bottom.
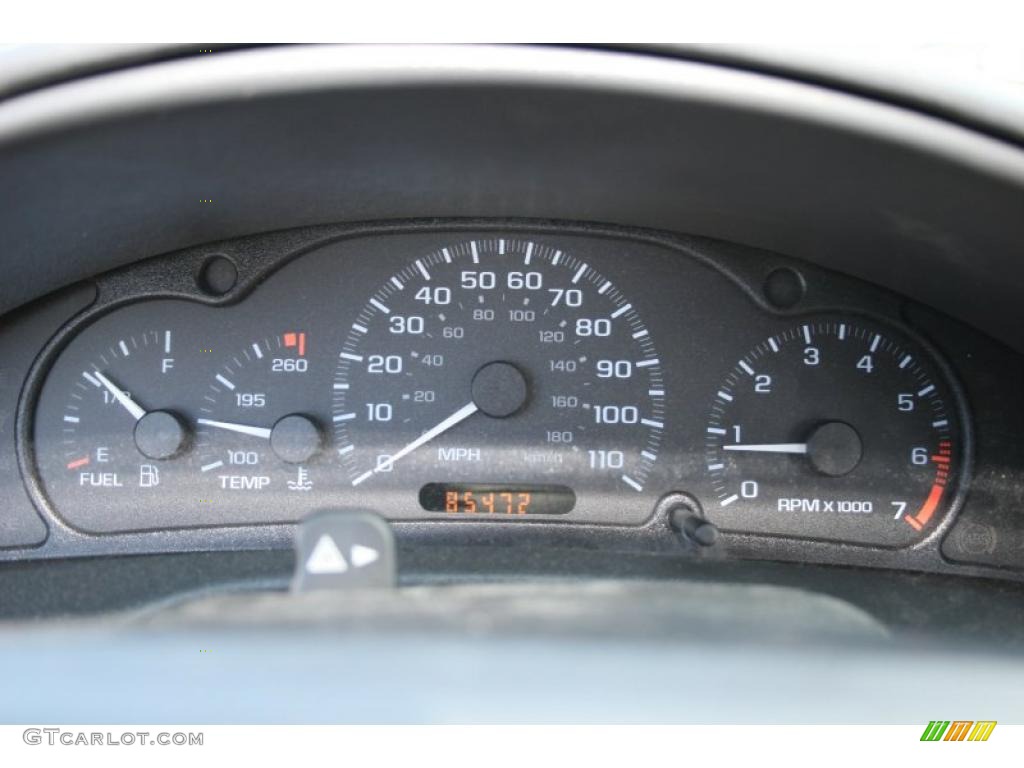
195, 332, 327, 499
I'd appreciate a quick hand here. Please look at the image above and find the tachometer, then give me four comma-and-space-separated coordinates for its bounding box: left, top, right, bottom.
703, 318, 963, 546
331, 238, 666, 519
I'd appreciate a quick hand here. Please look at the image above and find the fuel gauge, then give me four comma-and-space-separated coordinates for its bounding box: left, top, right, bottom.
34, 328, 197, 533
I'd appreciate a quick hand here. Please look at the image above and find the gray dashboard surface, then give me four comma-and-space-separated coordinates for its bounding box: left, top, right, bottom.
2, 580, 1023, 724
0, 45, 1023, 353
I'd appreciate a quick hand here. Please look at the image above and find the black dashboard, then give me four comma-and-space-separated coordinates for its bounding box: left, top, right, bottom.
3, 45, 1024, 704
3, 218, 1023, 587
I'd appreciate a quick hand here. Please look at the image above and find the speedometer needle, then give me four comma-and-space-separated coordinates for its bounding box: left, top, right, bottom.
94, 371, 147, 421
352, 402, 480, 486
196, 418, 273, 440
723, 443, 808, 454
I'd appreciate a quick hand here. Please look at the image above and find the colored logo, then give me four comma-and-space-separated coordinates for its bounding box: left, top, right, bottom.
920, 721, 997, 741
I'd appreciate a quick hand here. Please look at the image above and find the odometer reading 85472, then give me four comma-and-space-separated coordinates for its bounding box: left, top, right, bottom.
331, 238, 666, 520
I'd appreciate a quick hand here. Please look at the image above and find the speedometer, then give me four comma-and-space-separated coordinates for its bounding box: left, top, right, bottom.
331, 238, 666, 520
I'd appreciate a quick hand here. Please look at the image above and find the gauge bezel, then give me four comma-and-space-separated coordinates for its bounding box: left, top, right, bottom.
6, 219, 983, 585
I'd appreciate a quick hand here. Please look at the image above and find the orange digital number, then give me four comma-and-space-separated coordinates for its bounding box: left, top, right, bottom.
445, 491, 459, 514
463, 491, 477, 513
517, 492, 531, 515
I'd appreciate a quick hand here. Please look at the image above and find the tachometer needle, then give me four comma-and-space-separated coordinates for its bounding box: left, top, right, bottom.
723, 443, 808, 454
196, 418, 273, 440
352, 401, 479, 486
94, 371, 147, 421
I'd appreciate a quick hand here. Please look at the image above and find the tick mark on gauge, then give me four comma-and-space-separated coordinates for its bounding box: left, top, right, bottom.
251, 343, 264, 359
337, 445, 355, 456
215, 374, 235, 390
610, 303, 631, 319
82, 371, 101, 387
471, 242, 480, 263
721, 494, 739, 507
370, 298, 391, 314
119, 340, 130, 356
636, 358, 658, 368
632, 329, 648, 339
918, 384, 935, 397
622, 475, 643, 492
717, 391, 733, 402
641, 450, 657, 461
524, 243, 534, 265
599, 281, 612, 295
572, 264, 588, 284
340, 352, 363, 362
649, 389, 665, 397
352, 323, 368, 334
641, 418, 664, 430
442, 247, 452, 263
63, 415, 79, 423
201, 460, 224, 472
333, 383, 349, 390
416, 260, 430, 280
900, 355, 913, 369
391, 276, 404, 291
333, 412, 356, 422
739, 361, 754, 375
707, 463, 724, 471
707, 427, 727, 435
768, 338, 780, 353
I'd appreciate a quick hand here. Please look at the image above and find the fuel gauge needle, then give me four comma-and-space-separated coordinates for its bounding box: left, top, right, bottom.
196, 419, 273, 440
94, 371, 147, 421
723, 443, 808, 454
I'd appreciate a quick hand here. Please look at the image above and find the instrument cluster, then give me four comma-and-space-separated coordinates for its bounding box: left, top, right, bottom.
22, 226, 969, 555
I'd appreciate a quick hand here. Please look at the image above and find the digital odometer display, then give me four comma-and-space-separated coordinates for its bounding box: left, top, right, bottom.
419, 483, 575, 515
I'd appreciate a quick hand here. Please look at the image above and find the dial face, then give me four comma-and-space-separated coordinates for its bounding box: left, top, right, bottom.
704, 319, 961, 546
196, 333, 326, 499
33, 328, 195, 532
331, 238, 666, 518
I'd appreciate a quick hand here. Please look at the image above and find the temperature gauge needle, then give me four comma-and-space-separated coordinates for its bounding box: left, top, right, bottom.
197, 418, 273, 440
94, 371, 147, 421
723, 443, 808, 454
351, 401, 479, 486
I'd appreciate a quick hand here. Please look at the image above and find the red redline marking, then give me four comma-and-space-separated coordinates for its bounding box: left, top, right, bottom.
282, 332, 306, 357
66, 456, 90, 470
909, 482, 945, 529
931, 455, 951, 464
904, 515, 923, 531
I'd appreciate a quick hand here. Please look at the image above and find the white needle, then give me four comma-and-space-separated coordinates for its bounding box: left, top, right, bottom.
94, 371, 147, 421
197, 418, 273, 440
723, 443, 808, 454
352, 402, 479, 485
